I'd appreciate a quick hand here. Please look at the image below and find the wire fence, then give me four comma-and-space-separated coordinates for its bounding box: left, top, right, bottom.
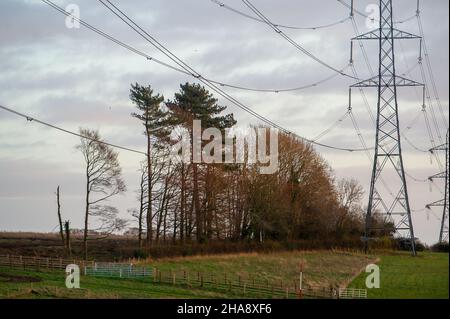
84, 262, 151, 278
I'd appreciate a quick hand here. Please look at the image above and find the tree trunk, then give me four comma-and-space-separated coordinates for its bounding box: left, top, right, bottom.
192, 162, 202, 242
172, 202, 178, 244
188, 188, 194, 239
64, 221, 72, 257
138, 166, 146, 249
146, 125, 153, 246
179, 163, 185, 242
56, 186, 65, 249
138, 189, 144, 249
83, 185, 90, 261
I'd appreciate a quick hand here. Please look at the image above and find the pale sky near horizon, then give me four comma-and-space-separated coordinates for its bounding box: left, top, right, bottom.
0, 0, 448, 244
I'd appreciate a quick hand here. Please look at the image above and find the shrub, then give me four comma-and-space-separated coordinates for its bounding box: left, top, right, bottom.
431, 242, 449, 253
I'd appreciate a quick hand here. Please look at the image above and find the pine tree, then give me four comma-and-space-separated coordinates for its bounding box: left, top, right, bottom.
130, 83, 171, 245
168, 83, 236, 242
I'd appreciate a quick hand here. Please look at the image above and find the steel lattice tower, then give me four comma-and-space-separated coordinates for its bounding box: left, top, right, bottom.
427, 129, 449, 244
350, 0, 423, 255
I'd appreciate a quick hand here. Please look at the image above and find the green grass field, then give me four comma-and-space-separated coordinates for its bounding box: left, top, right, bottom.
0, 266, 230, 299
0, 251, 447, 299
349, 252, 449, 299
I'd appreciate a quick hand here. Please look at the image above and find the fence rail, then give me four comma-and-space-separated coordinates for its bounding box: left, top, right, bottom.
146, 267, 336, 299
0, 254, 94, 270
0, 254, 359, 299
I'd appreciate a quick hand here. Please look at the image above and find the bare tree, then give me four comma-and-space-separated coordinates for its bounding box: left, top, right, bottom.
334, 178, 365, 237
337, 178, 364, 213
77, 128, 127, 260
55, 186, 65, 248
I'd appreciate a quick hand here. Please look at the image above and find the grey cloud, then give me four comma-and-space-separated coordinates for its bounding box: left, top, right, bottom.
0, 0, 448, 243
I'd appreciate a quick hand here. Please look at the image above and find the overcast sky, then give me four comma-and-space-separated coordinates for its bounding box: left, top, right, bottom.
0, 0, 448, 244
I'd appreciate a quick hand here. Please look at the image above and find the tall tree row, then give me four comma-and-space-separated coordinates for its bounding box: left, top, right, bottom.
127, 82, 388, 246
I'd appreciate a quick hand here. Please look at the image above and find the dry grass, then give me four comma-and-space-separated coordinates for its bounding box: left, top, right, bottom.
143, 250, 375, 288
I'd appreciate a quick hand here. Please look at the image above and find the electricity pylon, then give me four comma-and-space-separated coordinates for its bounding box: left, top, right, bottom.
350, 0, 423, 255
426, 129, 449, 244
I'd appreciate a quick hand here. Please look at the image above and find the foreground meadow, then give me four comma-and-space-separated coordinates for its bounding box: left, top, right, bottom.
0, 250, 372, 299
0, 251, 447, 299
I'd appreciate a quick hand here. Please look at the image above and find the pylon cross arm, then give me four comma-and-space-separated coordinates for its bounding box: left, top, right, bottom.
428, 172, 446, 180
352, 28, 421, 41
351, 75, 423, 88
429, 144, 448, 153
426, 200, 446, 209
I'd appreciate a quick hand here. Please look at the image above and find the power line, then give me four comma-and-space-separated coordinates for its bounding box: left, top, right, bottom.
312, 109, 350, 142
40, 0, 344, 95
417, 13, 449, 132
208, 68, 347, 93
396, 39, 428, 154
209, 0, 351, 30
337, 0, 417, 25
241, 0, 359, 80
348, 108, 396, 200
0, 104, 148, 156
95, 0, 370, 153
